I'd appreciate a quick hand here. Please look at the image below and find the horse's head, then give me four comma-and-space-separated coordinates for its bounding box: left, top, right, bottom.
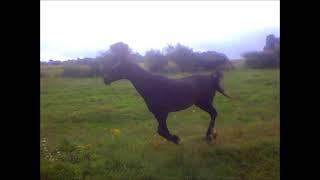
103, 59, 131, 85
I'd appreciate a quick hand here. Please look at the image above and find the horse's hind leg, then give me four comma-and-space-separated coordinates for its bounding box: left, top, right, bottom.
195, 102, 218, 142
154, 112, 180, 144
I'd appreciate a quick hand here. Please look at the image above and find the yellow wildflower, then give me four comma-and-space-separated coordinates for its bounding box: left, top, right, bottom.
110, 128, 121, 137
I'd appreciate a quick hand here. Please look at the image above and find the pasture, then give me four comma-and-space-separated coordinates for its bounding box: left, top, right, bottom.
40, 68, 279, 180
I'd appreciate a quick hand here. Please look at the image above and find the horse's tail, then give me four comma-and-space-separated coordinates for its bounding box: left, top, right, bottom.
212, 70, 232, 99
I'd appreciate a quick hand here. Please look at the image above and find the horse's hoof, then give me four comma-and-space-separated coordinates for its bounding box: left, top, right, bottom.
212, 129, 218, 139
172, 135, 180, 144
206, 134, 213, 142
212, 132, 218, 139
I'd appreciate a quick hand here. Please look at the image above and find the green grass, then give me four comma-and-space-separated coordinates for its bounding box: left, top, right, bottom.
41, 68, 279, 180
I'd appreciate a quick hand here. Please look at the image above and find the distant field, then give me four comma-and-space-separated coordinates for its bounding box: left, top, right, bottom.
41, 64, 64, 77
40, 68, 279, 180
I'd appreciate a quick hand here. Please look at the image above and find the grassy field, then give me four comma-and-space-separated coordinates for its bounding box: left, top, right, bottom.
40, 68, 279, 180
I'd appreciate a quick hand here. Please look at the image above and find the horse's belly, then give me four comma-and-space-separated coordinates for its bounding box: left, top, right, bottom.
147, 95, 196, 113
169, 103, 194, 112
141, 84, 197, 113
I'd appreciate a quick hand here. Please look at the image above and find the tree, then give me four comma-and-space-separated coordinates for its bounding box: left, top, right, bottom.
164, 44, 196, 72
263, 34, 279, 52
48, 59, 62, 65
109, 42, 132, 60
263, 34, 280, 63
129, 52, 143, 62
243, 34, 280, 69
243, 51, 279, 68
144, 49, 167, 72
194, 51, 233, 71
98, 42, 133, 72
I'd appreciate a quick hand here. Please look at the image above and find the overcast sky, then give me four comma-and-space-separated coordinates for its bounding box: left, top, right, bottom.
40, 1, 280, 61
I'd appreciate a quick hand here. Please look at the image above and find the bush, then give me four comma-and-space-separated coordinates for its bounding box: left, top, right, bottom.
41, 65, 64, 78
144, 50, 168, 72
243, 51, 279, 69
163, 61, 180, 73
243, 34, 280, 69
165, 44, 196, 72
62, 65, 98, 78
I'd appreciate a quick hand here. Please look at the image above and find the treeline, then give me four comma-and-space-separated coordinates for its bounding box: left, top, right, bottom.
41, 43, 234, 78
143, 44, 234, 73
41, 34, 280, 78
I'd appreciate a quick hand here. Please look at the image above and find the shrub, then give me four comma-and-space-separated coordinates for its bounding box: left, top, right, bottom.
144, 50, 168, 72
62, 65, 97, 78
243, 51, 279, 69
41, 65, 64, 78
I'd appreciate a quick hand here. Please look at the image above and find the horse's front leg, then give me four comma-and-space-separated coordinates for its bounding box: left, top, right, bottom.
154, 112, 180, 144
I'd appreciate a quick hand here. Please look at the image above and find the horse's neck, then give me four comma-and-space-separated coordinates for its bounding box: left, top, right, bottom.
126, 64, 153, 95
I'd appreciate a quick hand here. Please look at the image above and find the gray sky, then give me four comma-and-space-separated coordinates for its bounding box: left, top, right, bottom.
40, 1, 280, 61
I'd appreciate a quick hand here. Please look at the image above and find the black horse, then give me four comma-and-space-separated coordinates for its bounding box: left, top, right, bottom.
103, 59, 231, 144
